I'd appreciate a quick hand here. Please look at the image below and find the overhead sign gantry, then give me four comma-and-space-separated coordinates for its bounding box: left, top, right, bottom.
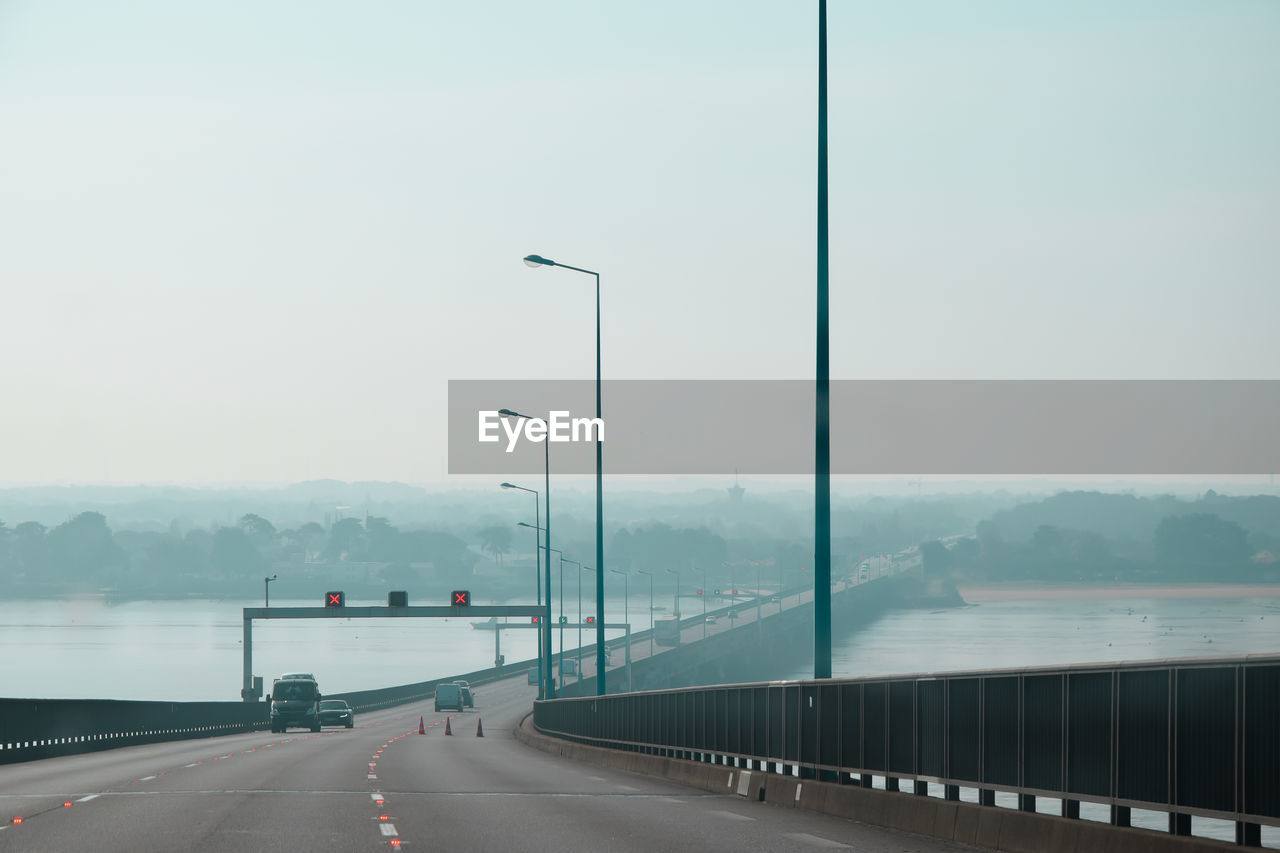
241, 590, 547, 701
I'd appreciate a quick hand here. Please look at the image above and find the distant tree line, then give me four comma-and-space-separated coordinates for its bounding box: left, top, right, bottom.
0, 511, 482, 598
922, 491, 1279, 584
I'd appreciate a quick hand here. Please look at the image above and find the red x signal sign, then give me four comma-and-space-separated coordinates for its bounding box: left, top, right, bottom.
452, 590, 470, 606
325, 591, 345, 608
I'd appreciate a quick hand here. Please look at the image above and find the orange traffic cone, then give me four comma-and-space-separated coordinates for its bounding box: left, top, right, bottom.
418, 716, 425, 735
444, 716, 453, 736
476, 718, 484, 737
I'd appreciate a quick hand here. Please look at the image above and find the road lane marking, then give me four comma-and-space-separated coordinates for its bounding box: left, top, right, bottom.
379, 823, 399, 837
616, 784, 638, 791
138, 776, 156, 782
183, 763, 200, 768
784, 833, 850, 848
709, 809, 754, 821
76, 794, 100, 803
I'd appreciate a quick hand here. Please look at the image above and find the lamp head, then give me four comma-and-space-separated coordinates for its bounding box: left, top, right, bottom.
523, 254, 555, 268
498, 408, 528, 419
500, 482, 515, 489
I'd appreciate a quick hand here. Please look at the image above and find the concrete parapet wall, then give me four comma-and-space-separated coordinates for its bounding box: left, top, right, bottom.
516, 715, 1239, 853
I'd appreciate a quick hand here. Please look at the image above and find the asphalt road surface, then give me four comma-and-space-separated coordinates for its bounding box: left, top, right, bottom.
0, 674, 975, 852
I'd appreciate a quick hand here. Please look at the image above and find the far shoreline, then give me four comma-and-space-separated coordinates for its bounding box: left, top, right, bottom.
957, 582, 1280, 602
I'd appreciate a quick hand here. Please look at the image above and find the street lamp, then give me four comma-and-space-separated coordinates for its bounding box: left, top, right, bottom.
543, 546, 565, 686
500, 409, 554, 701
813, 0, 833, 680
524, 252, 607, 696
665, 567, 681, 619
502, 484, 541, 608
264, 574, 277, 608
580, 564, 593, 687
506, 485, 543, 699
562, 557, 582, 687
698, 564, 707, 638
637, 569, 655, 657
611, 568, 632, 691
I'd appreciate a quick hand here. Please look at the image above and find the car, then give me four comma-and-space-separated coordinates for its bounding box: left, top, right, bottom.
434, 683, 465, 712
317, 699, 354, 728
705, 615, 718, 624
453, 680, 475, 707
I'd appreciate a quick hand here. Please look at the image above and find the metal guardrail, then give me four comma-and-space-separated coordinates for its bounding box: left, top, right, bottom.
0, 699, 268, 765
534, 654, 1280, 844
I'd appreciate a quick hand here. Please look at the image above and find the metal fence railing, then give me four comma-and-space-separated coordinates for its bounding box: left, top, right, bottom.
534, 654, 1280, 845
0, 699, 269, 765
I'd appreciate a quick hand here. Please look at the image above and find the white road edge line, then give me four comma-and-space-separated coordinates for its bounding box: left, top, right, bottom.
379, 823, 399, 837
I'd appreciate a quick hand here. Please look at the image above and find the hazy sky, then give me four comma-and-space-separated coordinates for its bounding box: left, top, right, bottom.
2, 1, 1277, 485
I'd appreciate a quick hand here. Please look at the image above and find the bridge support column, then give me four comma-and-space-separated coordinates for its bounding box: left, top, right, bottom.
944, 785, 960, 801
914, 780, 929, 796
1018, 793, 1036, 812
1169, 812, 1191, 836
979, 789, 995, 807
1062, 799, 1080, 819
1236, 821, 1261, 847
1111, 805, 1131, 827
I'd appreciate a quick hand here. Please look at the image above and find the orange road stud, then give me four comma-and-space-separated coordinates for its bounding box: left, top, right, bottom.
418, 716, 425, 734
476, 718, 484, 737
444, 716, 453, 736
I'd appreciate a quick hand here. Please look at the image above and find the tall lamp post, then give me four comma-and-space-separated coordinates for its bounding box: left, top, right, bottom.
499, 409, 554, 700
264, 574, 277, 608
698, 565, 707, 638
514, 516, 545, 699
580, 564, 594, 687
543, 546, 565, 685
610, 568, 631, 691
813, 0, 833, 680
523, 253, 607, 696
562, 557, 582, 687
637, 569, 655, 657
666, 567, 681, 619
502, 484, 540, 607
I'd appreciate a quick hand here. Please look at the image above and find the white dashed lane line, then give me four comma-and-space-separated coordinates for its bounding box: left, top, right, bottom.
379, 823, 399, 837
76, 794, 100, 803
138, 776, 156, 782
708, 810, 754, 822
